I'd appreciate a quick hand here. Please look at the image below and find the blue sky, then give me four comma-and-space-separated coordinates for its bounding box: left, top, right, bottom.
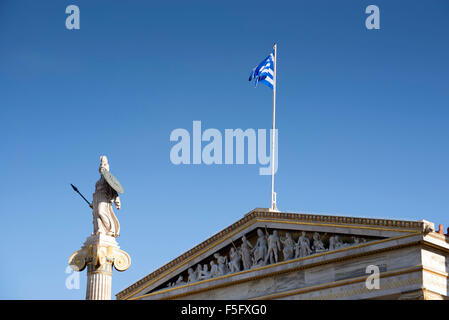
0, 0, 448, 299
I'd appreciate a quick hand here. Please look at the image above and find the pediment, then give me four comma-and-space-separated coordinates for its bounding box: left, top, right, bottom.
117, 208, 431, 300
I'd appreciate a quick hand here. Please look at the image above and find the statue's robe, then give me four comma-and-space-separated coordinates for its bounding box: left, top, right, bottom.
92, 176, 120, 237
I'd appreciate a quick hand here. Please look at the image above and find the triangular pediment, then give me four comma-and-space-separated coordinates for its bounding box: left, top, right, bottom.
117, 208, 431, 300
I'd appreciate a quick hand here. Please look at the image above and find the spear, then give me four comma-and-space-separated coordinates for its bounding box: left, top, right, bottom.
264, 225, 270, 238
70, 184, 92, 208
230, 239, 238, 252
230, 239, 243, 261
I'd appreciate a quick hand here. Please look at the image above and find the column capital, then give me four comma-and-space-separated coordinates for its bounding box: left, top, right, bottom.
69, 234, 131, 273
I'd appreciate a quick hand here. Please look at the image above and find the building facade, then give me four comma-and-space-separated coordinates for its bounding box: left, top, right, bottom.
117, 208, 449, 300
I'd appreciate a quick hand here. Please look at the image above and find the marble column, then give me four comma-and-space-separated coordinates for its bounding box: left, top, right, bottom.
69, 234, 131, 300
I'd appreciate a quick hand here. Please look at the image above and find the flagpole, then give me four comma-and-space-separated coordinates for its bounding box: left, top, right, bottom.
270, 43, 278, 211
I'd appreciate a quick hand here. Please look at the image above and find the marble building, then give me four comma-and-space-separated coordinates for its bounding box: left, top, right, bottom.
116, 208, 449, 300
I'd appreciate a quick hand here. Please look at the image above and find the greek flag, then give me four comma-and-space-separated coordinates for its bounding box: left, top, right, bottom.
248, 50, 274, 89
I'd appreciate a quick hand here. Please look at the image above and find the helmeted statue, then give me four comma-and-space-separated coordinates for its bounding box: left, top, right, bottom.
92, 156, 122, 237
69, 155, 130, 300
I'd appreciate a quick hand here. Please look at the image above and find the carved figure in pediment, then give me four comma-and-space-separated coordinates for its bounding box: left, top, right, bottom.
187, 267, 197, 283
281, 232, 295, 260
252, 229, 268, 267
229, 247, 241, 273
265, 230, 281, 264
329, 235, 336, 250
329, 235, 337, 250
336, 235, 346, 248
329, 235, 344, 250
175, 275, 185, 286
195, 264, 202, 280
198, 264, 210, 280
210, 261, 219, 278
295, 231, 311, 258
214, 253, 229, 276
240, 236, 253, 270
352, 236, 366, 245
312, 232, 326, 252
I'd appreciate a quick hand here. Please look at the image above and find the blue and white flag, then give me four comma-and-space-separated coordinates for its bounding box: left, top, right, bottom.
248, 50, 274, 89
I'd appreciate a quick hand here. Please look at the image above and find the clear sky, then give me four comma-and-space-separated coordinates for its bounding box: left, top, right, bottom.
0, 0, 448, 299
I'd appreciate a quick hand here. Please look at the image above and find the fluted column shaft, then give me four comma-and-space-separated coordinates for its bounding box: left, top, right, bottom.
86, 261, 113, 300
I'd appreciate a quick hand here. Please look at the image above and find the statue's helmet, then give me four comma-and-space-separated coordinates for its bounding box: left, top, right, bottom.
99, 155, 110, 172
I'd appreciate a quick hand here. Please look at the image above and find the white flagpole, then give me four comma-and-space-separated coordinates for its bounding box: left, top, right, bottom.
270, 43, 278, 211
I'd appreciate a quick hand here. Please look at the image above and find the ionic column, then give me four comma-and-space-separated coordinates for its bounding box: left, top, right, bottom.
69, 234, 131, 300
